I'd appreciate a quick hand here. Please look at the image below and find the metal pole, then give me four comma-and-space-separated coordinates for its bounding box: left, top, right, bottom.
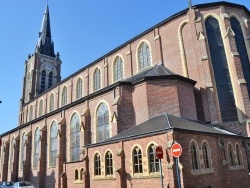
176, 157, 181, 188
160, 158, 164, 188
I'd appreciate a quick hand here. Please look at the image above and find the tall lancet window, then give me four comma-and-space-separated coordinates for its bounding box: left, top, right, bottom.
76, 78, 83, 100
138, 42, 151, 71
20, 133, 27, 169
50, 121, 58, 166
41, 70, 46, 93
96, 103, 110, 142
49, 93, 54, 112
230, 17, 250, 96
48, 71, 53, 89
25, 73, 31, 101
34, 128, 40, 168
205, 17, 237, 122
29, 105, 33, 121
70, 113, 80, 162
113, 56, 124, 82
61, 86, 67, 106
93, 68, 101, 91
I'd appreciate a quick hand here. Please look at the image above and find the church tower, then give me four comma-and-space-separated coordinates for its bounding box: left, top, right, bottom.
22, 5, 61, 104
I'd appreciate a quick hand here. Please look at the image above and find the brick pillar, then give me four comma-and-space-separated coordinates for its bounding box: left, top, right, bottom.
104, 58, 108, 87
38, 125, 47, 188
23, 131, 32, 181
58, 117, 66, 188
2, 141, 9, 181
126, 44, 133, 77
115, 142, 125, 188
154, 27, 163, 64
11, 136, 20, 182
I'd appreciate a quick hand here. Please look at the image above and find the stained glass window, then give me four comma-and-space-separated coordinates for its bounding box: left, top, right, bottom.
230, 17, 250, 97
139, 42, 151, 71
50, 121, 58, 166
190, 142, 198, 170
205, 17, 237, 122
105, 151, 113, 175
49, 93, 54, 112
76, 78, 83, 99
70, 113, 80, 161
96, 103, 110, 142
61, 86, 67, 106
133, 146, 143, 173
29, 105, 33, 121
113, 56, 123, 82
38, 99, 43, 117
93, 68, 101, 91
94, 154, 101, 176
148, 144, 160, 173
33, 128, 40, 168
228, 144, 235, 166
236, 144, 242, 166
202, 143, 210, 169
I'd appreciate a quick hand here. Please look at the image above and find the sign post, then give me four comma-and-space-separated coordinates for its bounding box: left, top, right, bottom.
155, 146, 164, 188
171, 143, 182, 188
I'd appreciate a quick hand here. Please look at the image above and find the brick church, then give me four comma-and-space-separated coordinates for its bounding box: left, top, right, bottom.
1, 1, 250, 187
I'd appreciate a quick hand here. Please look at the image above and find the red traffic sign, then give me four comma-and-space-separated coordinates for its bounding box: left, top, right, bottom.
171, 143, 182, 158
155, 146, 163, 159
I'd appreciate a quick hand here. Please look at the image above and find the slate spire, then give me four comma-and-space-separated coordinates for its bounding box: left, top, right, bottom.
35, 4, 55, 57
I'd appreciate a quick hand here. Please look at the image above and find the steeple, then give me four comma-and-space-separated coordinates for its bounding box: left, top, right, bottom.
35, 5, 55, 57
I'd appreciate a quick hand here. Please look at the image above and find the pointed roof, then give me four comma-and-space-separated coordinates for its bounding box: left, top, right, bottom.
35, 5, 55, 57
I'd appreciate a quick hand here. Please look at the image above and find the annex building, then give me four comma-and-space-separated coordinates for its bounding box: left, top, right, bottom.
1, 1, 250, 188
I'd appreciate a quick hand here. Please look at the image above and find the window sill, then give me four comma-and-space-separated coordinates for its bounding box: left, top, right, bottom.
48, 165, 56, 169
191, 168, 214, 175
229, 165, 245, 170
74, 180, 83, 184
93, 176, 116, 181
132, 173, 163, 179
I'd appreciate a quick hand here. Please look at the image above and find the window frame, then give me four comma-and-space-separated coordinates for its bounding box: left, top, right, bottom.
49, 93, 54, 112
148, 144, 160, 174
132, 146, 143, 174
105, 151, 113, 176
20, 133, 27, 169
190, 141, 199, 170
70, 113, 80, 162
76, 77, 83, 100
33, 128, 40, 168
50, 121, 58, 166
113, 56, 124, 83
94, 153, 101, 176
137, 41, 152, 71
38, 99, 43, 117
61, 86, 68, 106
96, 103, 110, 143
93, 67, 101, 92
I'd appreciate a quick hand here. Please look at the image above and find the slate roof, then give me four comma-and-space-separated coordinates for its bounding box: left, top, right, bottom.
120, 64, 195, 85
102, 114, 237, 144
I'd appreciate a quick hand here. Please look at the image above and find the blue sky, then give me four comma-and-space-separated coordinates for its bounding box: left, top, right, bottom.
0, 0, 250, 134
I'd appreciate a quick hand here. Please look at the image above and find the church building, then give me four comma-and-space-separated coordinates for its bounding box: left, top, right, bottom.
1, 1, 250, 188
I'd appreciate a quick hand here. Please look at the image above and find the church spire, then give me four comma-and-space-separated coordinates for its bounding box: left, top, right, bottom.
35, 5, 55, 57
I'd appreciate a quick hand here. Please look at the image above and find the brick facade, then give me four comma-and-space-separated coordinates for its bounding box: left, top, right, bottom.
1, 2, 250, 188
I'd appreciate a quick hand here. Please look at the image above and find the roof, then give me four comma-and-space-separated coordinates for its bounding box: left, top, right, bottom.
88, 114, 238, 146
120, 64, 196, 85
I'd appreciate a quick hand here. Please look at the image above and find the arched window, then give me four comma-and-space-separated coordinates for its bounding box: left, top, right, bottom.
230, 17, 250, 96
148, 144, 160, 173
202, 142, 210, 169
93, 68, 101, 91
34, 128, 40, 168
236, 144, 242, 166
41, 70, 46, 93
113, 56, 124, 82
105, 151, 113, 175
228, 144, 235, 166
96, 103, 110, 142
75, 169, 79, 181
138, 41, 151, 71
70, 113, 80, 162
133, 146, 142, 173
76, 78, 83, 100
94, 153, 101, 176
20, 133, 27, 169
25, 72, 31, 101
49, 93, 54, 112
50, 121, 58, 166
190, 142, 198, 170
9, 137, 15, 170
80, 168, 84, 180
61, 86, 67, 106
48, 71, 53, 89
29, 105, 33, 121
38, 99, 43, 117
205, 17, 237, 122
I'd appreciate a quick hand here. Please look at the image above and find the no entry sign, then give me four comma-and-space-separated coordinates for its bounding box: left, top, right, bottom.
155, 146, 163, 159
171, 143, 182, 158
